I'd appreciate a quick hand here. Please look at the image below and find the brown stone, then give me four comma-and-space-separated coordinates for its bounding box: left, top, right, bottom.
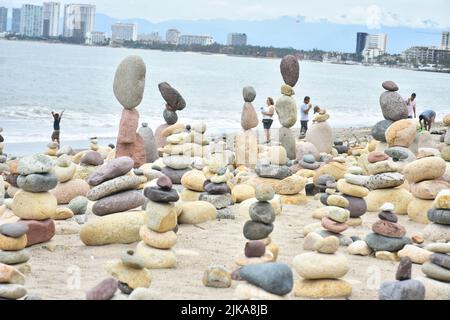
368, 151, 389, 163
116, 133, 146, 168
241, 102, 258, 131
372, 220, 406, 238
18, 219, 55, 247
117, 109, 139, 144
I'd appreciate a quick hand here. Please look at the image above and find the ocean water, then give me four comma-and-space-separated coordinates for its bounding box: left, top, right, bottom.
1, 40, 449, 147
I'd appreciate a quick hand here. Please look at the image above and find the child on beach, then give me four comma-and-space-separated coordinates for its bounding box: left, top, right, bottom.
51, 110, 65, 145
419, 109, 436, 131
261, 97, 275, 144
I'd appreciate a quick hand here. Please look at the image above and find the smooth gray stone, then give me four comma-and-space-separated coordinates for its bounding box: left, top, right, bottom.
240, 263, 294, 296
379, 280, 425, 300
17, 173, 58, 192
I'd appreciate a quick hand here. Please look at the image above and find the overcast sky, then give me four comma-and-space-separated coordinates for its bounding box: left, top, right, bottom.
3, 0, 450, 29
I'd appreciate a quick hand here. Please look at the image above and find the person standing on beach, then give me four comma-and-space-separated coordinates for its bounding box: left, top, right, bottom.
261, 97, 275, 143
51, 110, 65, 145
419, 109, 436, 132
406, 93, 417, 119
299, 96, 313, 137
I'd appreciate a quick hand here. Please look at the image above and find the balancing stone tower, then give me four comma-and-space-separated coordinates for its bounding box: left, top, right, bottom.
276, 55, 299, 160
235, 86, 258, 169
113, 56, 147, 168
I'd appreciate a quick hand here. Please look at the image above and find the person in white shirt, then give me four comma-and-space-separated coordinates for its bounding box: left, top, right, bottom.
405, 93, 417, 119
300, 96, 313, 137
261, 97, 275, 143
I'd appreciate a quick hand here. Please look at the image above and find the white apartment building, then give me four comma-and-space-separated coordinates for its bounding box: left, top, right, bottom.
43, 2, 60, 37
63, 4, 96, 40
111, 23, 137, 42
86, 31, 107, 45
179, 35, 214, 46
138, 32, 162, 42
20, 4, 43, 37
363, 33, 387, 61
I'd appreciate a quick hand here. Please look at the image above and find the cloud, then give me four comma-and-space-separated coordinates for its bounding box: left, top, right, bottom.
366, 5, 383, 29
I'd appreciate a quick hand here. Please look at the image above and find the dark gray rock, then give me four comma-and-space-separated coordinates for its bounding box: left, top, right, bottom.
163, 109, 178, 125
243, 86, 256, 103
68, 196, 89, 215
365, 233, 411, 252
396, 257, 412, 281
372, 120, 394, 142
379, 280, 425, 300
161, 167, 190, 185
144, 187, 179, 203
243, 221, 274, 240
342, 195, 367, 218
17, 173, 58, 192
379, 211, 398, 223
427, 208, 450, 225
430, 253, 450, 270
158, 82, 186, 111
204, 182, 230, 195
199, 193, 233, 210
216, 207, 235, 220
239, 263, 294, 296
280, 55, 300, 87
249, 202, 276, 224
255, 163, 292, 180
92, 191, 146, 216
379, 91, 408, 121
384, 147, 410, 161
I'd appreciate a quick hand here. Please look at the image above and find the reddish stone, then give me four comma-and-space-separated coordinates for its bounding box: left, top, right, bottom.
116, 133, 146, 168
117, 109, 139, 144
18, 219, 55, 247
321, 217, 348, 234
86, 278, 118, 300
244, 240, 266, 258
372, 220, 406, 238
157, 176, 172, 190
368, 151, 389, 164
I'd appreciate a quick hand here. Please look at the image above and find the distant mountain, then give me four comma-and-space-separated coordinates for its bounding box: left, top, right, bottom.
7, 13, 445, 53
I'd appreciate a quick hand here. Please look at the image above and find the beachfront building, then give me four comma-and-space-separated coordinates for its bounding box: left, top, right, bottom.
20, 4, 43, 37
111, 23, 138, 42
179, 35, 214, 46
362, 33, 387, 62
355, 32, 368, 55
43, 2, 60, 38
0, 7, 7, 33
138, 32, 162, 43
63, 4, 96, 42
442, 32, 450, 50
86, 31, 107, 45
11, 8, 21, 34
166, 28, 181, 45
227, 33, 247, 46
403, 46, 450, 65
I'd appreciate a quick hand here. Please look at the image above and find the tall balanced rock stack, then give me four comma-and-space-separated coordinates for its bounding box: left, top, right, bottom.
239, 185, 278, 265
86, 157, 145, 217
371, 81, 408, 144
365, 151, 413, 215
154, 82, 186, 150
305, 109, 334, 154
12, 155, 57, 247
113, 56, 147, 168
276, 55, 299, 160
45, 141, 59, 157
236, 86, 258, 168
200, 167, 235, 220
340, 166, 368, 225
135, 176, 178, 269
423, 190, 450, 242
293, 236, 352, 298
405, 156, 449, 224
365, 203, 411, 255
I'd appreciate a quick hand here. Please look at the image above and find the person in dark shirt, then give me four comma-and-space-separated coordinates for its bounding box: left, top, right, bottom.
419, 110, 436, 131
51, 110, 65, 145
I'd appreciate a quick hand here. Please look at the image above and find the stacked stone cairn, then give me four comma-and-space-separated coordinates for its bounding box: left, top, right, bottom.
404, 156, 449, 224
275, 55, 299, 160
441, 114, 450, 161
87, 156, 145, 217
45, 141, 59, 157
50, 154, 90, 206
0, 263, 27, 300
341, 166, 368, 225
379, 257, 425, 300
113, 56, 147, 168
154, 81, 187, 150
80, 156, 147, 246
138, 122, 158, 163
420, 246, 450, 294
371, 80, 408, 145
131, 175, 178, 269
423, 190, 450, 243
293, 236, 352, 298
236, 86, 258, 168
12, 154, 57, 246
365, 151, 413, 215
237, 185, 278, 267
305, 109, 334, 154
0, 222, 30, 266
364, 203, 411, 258
200, 167, 235, 220
334, 139, 349, 155
234, 262, 293, 300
